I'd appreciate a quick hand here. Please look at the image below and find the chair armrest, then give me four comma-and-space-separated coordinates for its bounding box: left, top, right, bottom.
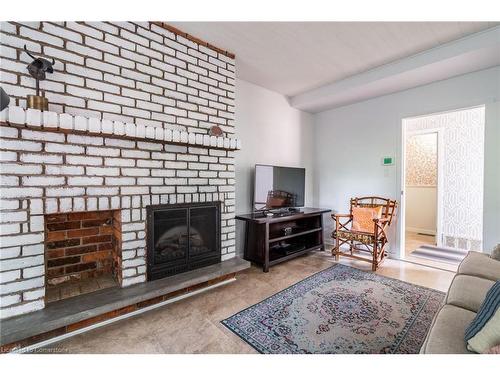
332, 213, 352, 231
374, 217, 391, 237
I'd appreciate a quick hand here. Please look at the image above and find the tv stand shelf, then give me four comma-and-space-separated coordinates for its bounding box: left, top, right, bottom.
269, 227, 322, 243
269, 245, 323, 265
236, 208, 331, 272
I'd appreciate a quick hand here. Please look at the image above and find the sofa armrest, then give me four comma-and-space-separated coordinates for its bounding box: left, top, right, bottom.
458, 251, 500, 281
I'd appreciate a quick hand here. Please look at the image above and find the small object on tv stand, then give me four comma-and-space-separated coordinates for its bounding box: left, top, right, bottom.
262, 207, 302, 218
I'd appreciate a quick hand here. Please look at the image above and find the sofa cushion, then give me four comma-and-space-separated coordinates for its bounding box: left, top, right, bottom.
458, 251, 500, 281
420, 305, 475, 354
446, 275, 495, 312
490, 244, 500, 261
465, 281, 500, 353
467, 305, 500, 353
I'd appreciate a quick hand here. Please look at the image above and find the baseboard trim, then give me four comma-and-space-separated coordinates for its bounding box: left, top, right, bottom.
406, 227, 436, 236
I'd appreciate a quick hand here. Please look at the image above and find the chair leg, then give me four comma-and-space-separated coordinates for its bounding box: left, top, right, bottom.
372, 242, 378, 271
378, 242, 387, 264
333, 218, 341, 261
379, 248, 385, 262
333, 238, 340, 261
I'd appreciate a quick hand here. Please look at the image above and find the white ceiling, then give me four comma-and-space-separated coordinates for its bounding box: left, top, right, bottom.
170, 22, 498, 97
291, 26, 500, 112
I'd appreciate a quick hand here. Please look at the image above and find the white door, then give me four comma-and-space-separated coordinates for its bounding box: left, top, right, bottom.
403, 129, 443, 248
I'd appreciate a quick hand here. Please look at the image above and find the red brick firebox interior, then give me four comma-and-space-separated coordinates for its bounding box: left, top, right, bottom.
44, 210, 122, 303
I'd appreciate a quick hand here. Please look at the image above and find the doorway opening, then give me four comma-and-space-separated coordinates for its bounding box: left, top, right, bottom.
401, 106, 485, 270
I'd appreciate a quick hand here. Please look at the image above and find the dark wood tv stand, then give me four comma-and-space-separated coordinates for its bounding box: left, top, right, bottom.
236, 208, 331, 272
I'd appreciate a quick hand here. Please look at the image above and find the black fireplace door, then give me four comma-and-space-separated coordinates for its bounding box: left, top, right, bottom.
152, 208, 188, 266
147, 202, 221, 281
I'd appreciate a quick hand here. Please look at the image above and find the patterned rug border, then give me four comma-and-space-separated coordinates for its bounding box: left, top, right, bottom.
221, 263, 445, 354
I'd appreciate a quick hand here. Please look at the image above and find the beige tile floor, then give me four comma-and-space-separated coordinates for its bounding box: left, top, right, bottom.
46, 251, 455, 354
405, 231, 436, 256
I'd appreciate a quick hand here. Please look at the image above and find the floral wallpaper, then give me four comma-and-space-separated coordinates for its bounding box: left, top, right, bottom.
405, 132, 437, 187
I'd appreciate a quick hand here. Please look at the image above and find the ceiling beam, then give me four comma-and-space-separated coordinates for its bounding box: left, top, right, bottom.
289, 26, 500, 113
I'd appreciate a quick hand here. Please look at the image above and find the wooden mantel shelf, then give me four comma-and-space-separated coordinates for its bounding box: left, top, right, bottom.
0, 106, 242, 151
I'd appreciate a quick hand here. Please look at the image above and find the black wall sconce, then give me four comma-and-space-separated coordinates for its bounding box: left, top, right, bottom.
24, 45, 56, 111
0, 87, 9, 112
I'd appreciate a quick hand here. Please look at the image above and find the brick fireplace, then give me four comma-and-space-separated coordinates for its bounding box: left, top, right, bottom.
0, 21, 238, 320
45, 210, 122, 303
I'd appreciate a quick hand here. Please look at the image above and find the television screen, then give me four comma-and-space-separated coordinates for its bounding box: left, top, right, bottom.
253, 165, 305, 210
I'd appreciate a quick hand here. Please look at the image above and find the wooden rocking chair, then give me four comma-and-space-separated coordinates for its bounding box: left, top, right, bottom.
332, 196, 397, 271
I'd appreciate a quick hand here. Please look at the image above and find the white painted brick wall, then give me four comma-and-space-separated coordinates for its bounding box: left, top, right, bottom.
0, 21, 237, 320
1, 22, 235, 133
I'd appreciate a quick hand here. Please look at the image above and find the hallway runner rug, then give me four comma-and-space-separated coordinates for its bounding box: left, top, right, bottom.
221, 264, 444, 353
410, 245, 468, 265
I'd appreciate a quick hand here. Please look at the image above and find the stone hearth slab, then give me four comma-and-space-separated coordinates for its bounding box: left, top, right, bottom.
0, 257, 250, 348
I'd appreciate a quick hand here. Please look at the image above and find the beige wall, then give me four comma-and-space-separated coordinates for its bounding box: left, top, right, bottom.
405, 187, 437, 235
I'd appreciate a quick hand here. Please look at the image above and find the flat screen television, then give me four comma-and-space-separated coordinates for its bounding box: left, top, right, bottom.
253, 164, 305, 211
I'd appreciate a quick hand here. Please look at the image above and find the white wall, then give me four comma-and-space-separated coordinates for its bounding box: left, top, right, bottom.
313, 66, 500, 255
405, 187, 437, 234
234, 79, 314, 255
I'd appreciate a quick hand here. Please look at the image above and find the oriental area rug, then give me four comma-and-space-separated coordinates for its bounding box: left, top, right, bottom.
221, 264, 444, 354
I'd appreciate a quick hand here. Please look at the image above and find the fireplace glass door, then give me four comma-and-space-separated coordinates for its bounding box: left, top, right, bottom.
153, 208, 188, 266
147, 202, 221, 281
189, 206, 218, 260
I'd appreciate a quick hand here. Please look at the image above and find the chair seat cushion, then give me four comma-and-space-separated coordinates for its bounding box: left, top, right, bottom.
458, 251, 500, 281
421, 305, 475, 354
446, 275, 495, 313
333, 229, 376, 244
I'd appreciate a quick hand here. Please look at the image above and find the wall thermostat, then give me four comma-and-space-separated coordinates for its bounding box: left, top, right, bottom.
382, 157, 394, 166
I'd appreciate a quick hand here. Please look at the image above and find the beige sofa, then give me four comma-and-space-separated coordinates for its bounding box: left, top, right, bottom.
420, 251, 500, 354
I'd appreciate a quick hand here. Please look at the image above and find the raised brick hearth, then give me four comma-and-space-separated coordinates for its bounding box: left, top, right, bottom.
0, 21, 237, 320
